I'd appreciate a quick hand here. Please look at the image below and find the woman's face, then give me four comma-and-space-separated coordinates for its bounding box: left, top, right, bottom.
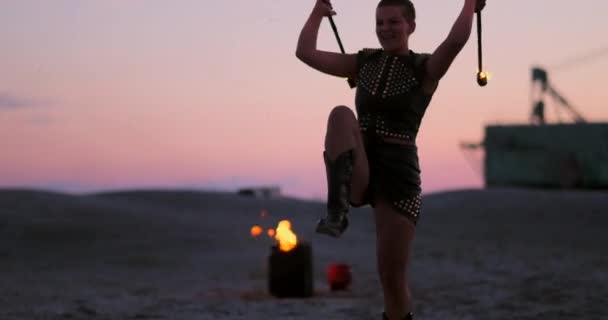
376, 5, 414, 53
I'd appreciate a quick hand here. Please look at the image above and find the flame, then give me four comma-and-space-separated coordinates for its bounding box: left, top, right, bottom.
478, 70, 493, 80
267, 228, 276, 237
250, 225, 263, 238
275, 220, 298, 252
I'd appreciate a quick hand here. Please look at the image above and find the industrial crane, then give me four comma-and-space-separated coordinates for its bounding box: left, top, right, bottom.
530, 46, 608, 125
529, 67, 586, 124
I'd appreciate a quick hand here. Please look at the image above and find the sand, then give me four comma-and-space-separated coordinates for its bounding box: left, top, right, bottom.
0, 188, 607, 320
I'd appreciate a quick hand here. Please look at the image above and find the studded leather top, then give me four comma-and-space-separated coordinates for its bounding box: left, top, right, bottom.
355, 49, 434, 141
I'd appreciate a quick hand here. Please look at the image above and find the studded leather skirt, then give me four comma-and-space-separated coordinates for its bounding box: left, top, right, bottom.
353, 134, 423, 225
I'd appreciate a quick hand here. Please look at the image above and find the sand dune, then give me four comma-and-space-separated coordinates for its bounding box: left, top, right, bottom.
0, 188, 606, 319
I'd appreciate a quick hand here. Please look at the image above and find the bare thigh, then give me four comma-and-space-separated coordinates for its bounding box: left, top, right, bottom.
350, 124, 369, 205
374, 199, 416, 276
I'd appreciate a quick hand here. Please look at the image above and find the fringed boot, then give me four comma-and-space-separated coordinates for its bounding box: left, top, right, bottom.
315, 149, 353, 237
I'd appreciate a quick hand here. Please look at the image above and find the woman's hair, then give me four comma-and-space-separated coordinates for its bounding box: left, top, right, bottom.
377, 0, 416, 22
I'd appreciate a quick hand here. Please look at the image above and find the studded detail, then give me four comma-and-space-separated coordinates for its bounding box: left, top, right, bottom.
356, 50, 428, 142
359, 54, 389, 96
382, 56, 419, 98
393, 195, 422, 224
358, 113, 413, 141
358, 52, 419, 99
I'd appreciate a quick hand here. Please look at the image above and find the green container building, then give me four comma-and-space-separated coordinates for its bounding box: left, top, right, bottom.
484, 123, 608, 189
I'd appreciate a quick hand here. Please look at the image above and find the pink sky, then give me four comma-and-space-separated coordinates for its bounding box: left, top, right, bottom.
1, 0, 607, 199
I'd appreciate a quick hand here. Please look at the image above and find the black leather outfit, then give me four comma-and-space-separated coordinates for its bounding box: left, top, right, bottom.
353, 48, 435, 225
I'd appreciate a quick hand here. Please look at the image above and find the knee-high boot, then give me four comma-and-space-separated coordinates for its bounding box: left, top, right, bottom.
315, 149, 353, 237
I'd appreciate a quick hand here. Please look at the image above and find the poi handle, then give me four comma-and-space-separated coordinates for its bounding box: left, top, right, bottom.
476, 11, 488, 87
323, 1, 356, 88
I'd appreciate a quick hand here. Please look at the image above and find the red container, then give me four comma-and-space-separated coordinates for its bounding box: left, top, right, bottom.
326, 263, 352, 291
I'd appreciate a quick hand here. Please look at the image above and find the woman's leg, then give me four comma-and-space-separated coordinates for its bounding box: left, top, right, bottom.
374, 199, 416, 319
316, 105, 369, 237
324, 106, 368, 202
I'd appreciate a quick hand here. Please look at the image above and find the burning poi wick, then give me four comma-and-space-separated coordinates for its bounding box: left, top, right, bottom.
476, 11, 489, 87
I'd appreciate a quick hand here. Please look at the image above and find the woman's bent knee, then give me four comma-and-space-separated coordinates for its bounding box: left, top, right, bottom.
328, 106, 356, 124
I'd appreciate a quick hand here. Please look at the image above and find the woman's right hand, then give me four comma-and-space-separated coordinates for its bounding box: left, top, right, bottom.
475, 0, 487, 13
312, 0, 336, 17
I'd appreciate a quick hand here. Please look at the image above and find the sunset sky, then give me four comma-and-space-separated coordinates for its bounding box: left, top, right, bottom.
1, 0, 607, 199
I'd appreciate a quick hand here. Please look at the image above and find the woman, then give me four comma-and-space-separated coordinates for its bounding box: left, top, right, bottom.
296, 0, 486, 319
